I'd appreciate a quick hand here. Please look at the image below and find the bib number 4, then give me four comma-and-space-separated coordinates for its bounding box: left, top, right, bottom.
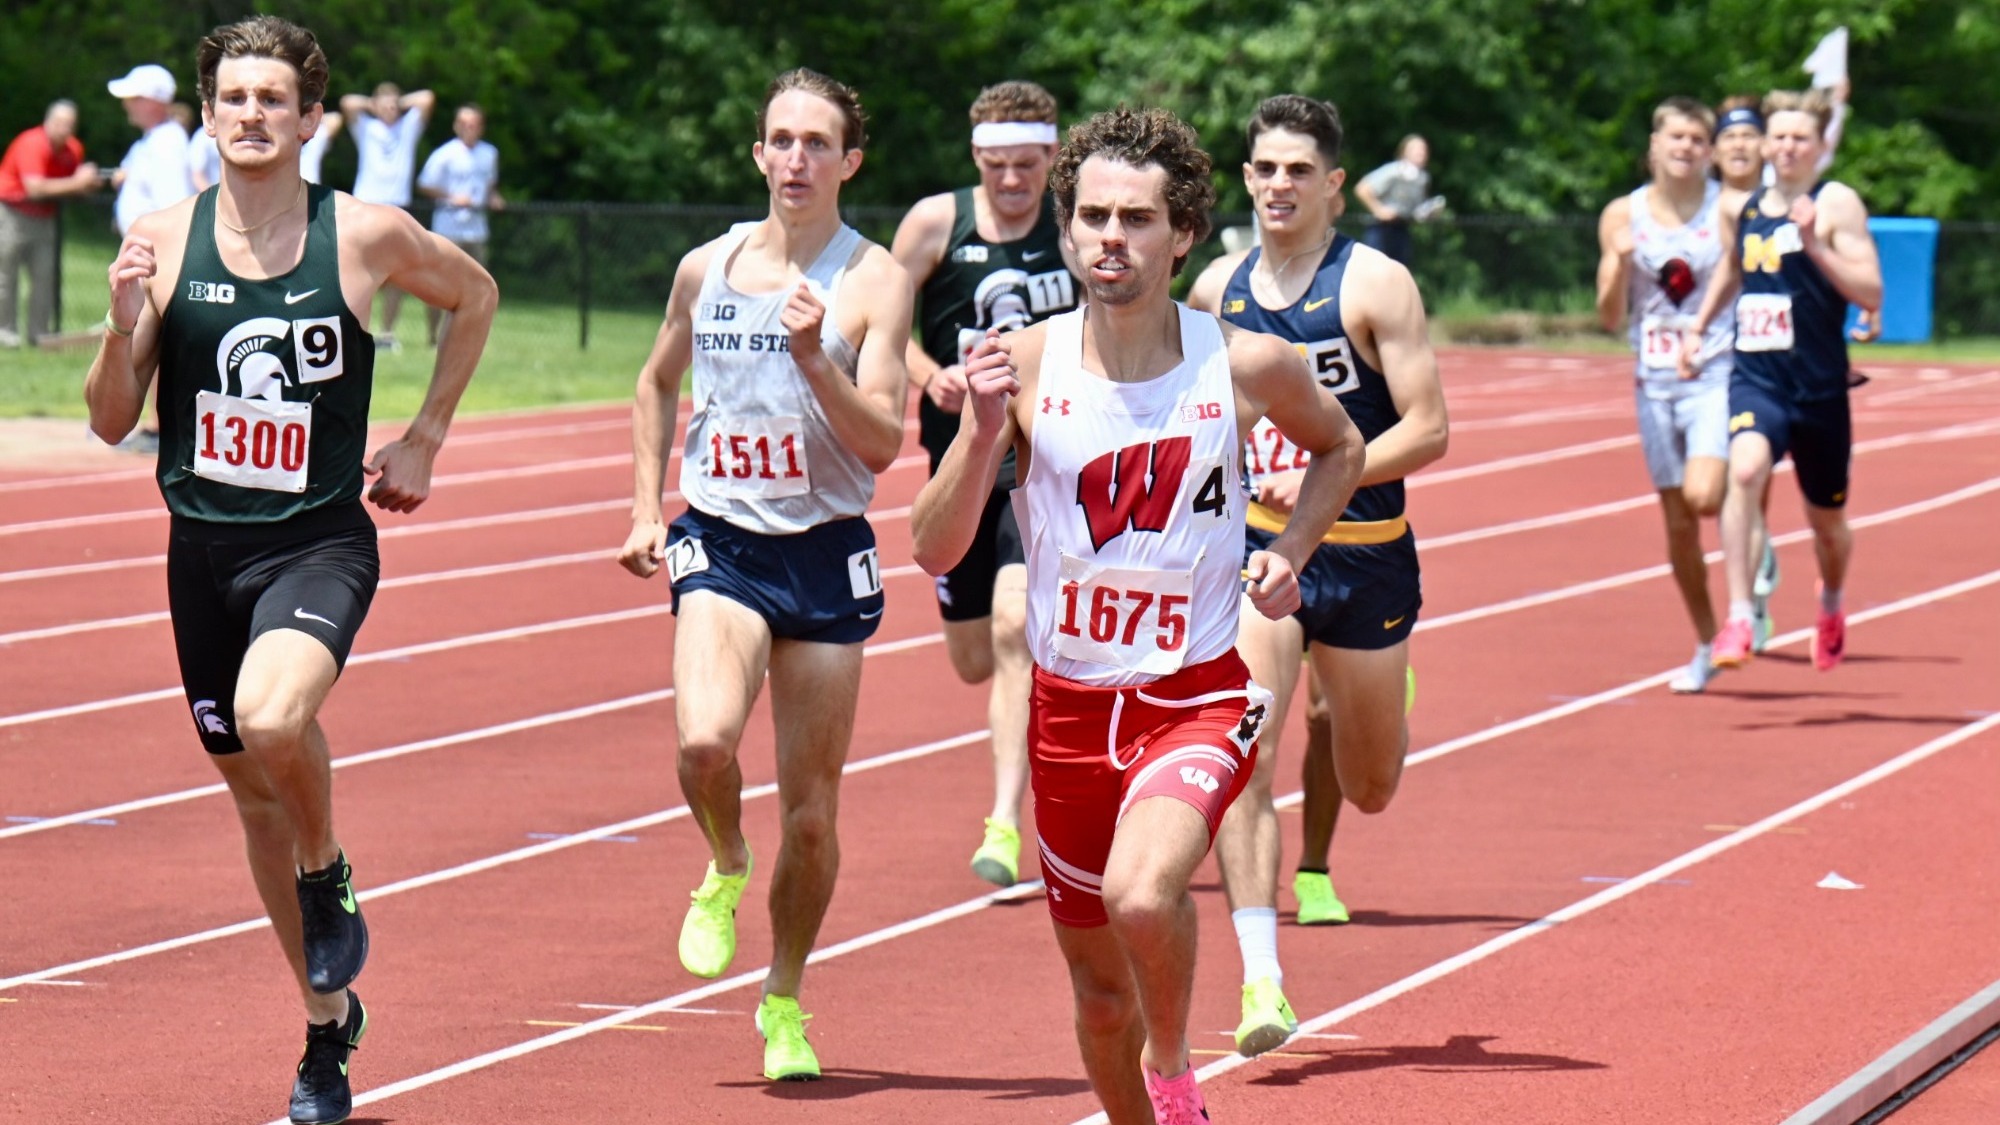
193, 390, 310, 493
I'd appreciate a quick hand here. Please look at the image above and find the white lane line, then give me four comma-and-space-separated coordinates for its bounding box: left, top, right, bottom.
322, 575, 2000, 1121
1131, 710, 2000, 1119
6, 456, 1998, 741
291, 881, 1047, 1123
1409, 435, 1638, 488
0, 729, 995, 990
0, 631, 951, 839
10, 409, 1996, 648
0, 550, 618, 646
1412, 476, 2000, 634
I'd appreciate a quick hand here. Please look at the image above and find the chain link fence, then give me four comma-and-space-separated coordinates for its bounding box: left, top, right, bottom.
43, 197, 1998, 349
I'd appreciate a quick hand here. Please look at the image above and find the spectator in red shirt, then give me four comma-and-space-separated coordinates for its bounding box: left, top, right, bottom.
1, 101, 101, 346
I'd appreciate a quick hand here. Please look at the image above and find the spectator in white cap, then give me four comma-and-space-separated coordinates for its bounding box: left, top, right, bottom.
107, 63, 194, 237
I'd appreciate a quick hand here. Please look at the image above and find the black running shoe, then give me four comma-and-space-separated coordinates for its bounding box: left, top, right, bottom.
289, 990, 367, 1125
296, 852, 369, 994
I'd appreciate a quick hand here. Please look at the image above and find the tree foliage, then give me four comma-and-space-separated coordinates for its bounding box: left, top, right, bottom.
5, 0, 1995, 219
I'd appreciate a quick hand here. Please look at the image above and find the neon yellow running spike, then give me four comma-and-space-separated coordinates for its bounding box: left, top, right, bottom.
678, 854, 750, 979
1235, 977, 1299, 1057
755, 994, 821, 1081
1405, 665, 1417, 716
970, 818, 1021, 887
1293, 870, 1350, 926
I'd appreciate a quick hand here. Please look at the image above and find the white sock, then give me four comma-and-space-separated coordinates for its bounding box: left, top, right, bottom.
1729, 599, 1755, 623
1232, 907, 1281, 986
1694, 642, 1713, 665
1820, 586, 1843, 614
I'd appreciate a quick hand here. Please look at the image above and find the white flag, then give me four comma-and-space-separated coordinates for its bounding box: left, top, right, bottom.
1803, 27, 1848, 88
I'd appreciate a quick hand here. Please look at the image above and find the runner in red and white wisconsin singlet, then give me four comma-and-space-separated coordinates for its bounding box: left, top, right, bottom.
912, 107, 1364, 1125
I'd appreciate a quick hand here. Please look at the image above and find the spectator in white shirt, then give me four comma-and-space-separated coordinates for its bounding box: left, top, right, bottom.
339, 82, 435, 349
418, 104, 503, 346
187, 129, 221, 192
300, 111, 342, 185
107, 64, 194, 237
1355, 134, 1435, 266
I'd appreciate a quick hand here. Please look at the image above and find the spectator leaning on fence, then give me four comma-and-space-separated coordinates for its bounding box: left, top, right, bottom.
417, 103, 503, 347
0, 100, 100, 347
1354, 134, 1438, 266
107, 64, 194, 238
341, 82, 435, 350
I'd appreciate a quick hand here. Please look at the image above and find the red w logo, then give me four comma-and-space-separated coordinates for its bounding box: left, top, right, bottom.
1075, 437, 1190, 551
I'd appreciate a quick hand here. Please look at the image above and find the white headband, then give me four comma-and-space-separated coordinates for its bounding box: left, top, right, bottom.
972, 121, 1058, 148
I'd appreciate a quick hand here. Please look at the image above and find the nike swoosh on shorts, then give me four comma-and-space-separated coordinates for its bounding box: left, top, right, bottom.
295, 608, 338, 628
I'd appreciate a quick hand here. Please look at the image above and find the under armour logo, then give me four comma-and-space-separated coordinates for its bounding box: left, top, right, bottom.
1042, 397, 1071, 416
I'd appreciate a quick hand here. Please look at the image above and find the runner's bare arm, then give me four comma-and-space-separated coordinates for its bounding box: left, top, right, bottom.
891, 193, 953, 396
619, 244, 706, 578
1186, 249, 1248, 315
788, 246, 911, 473
1803, 183, 1882, 311
361, 202, 499, 512
1235, 327, 1363, 568
84, 212, 172, 444
912, 325, 1028, 575
1350, 253, 1448, 486
1685, 206, 1742, 377
1594, 196, 1633, 333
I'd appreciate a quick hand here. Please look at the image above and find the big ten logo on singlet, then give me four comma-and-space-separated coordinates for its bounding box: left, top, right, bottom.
1294, 336, 1357, 395
194, 314, 348, 493
1053, 553, 1194, 676
1073, 436, 1228, 552
1735, 293, 1795, 352
704, 415, 811, 499
1743, 223, 1802, 274
954, 267, 1078, 362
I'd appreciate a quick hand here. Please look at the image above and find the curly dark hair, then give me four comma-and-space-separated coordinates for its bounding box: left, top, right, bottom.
1050, 107, 1215, 276
197, 15, 329, 109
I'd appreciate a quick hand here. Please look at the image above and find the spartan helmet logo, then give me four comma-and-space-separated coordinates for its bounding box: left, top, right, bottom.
972, 268, 1035, 335
214, 317, 295, 401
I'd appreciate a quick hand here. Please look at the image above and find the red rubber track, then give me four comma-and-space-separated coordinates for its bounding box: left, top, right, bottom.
1, 350, 1997, 1124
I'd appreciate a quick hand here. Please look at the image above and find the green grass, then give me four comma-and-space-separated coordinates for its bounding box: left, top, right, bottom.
3, 234, 660, 421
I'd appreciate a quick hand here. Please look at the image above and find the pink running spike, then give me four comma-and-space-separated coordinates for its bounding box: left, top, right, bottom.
1813, 608, 1846, 671
1144, 1066, 1211, 1124
1711, 617, 1755, 669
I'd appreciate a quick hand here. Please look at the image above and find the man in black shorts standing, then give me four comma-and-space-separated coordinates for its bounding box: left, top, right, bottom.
890, 80, 1079, 887
82, 17, 496, 1124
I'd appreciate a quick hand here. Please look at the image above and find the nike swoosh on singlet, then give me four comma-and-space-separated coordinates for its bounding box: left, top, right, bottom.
295, 608, 338, 628
1383, 615, 1407, 630
1304, 297, 1334, 312
284, 289, 320, 305
1022, 250, 1049, 262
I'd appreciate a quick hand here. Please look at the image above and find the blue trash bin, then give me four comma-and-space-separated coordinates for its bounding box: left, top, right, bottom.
1845, 217, 1938, 343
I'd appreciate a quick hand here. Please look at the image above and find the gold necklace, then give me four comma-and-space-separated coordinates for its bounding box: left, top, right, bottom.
1252, 227, 1333, 302
219, 180, 306, 235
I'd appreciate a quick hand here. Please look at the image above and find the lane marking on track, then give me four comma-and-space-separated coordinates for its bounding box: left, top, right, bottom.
280, 575, 2000, 1121
9, 470, 2000, 831
0, 635, 955, 839
0, 728, 995, 990
270, 880, 1047, 1123
12, 558, 2000, 1038
1113, 709, 2000, 1120
7, 407, 1997, 658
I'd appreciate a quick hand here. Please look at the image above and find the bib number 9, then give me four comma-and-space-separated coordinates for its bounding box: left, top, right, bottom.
194, 390, 311, 493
